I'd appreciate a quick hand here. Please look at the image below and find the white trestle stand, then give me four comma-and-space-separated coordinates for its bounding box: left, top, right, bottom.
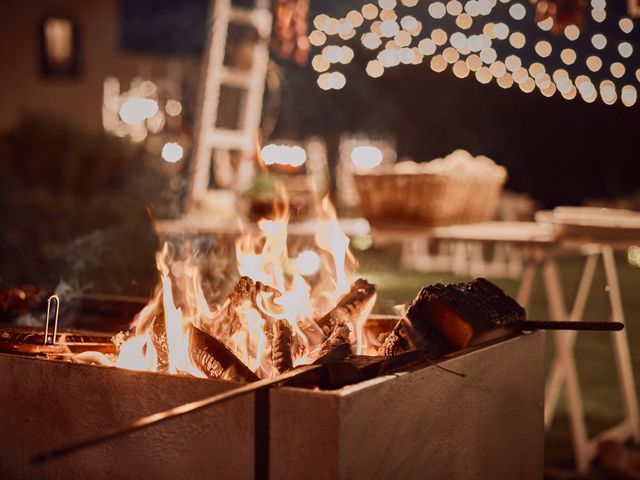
372, 221, 640, 473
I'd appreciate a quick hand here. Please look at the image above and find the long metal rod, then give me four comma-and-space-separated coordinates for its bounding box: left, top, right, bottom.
521, 320, 623, 331
32, 364, 322, 465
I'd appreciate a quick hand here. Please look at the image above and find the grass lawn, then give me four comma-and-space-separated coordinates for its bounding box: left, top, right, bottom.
355, 246, 640, 471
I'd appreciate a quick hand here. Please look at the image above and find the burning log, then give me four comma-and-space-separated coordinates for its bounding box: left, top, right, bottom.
214, 276, 281, 339
314, 278, 376, 337
145, 309, 258, 381
189, 325, 259, 382
228, 277, 279, 315
204, 276, 292, 375
227, 277, 298, 375
271, 319, 294, 374
150, 313, 169, 372
377, 317, 453, 358
377, 321, 412, 357
317, 322, 352, 360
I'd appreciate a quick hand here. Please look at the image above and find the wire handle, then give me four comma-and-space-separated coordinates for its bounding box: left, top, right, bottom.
44, 295, 60, 345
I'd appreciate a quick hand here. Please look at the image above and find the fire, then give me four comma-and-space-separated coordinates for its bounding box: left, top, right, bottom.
76, 194, 376, 380
158, 263, 205, 378
229, 305, 268, 373
114, 333, 157, 372
315, 196, 354, 298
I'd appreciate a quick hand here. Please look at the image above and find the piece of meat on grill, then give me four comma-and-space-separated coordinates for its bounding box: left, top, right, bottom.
405, 277, 526, 350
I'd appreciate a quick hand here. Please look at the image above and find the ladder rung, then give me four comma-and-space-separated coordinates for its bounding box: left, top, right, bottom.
207, 129, 252, 151
220, 67, 253, 88
229, 7, 271, 37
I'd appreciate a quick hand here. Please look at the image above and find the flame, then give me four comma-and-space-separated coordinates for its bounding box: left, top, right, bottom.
115, 333, 158, 372
228, 305, 268, 373
75, 191, 375, 380
315, 196, 354, 296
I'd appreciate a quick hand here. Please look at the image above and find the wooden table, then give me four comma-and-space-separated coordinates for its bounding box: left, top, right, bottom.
156, 215, 371, 239
372, 221, 554, 278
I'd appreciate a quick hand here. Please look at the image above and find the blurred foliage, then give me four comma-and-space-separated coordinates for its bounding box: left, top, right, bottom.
0, 114, 181, 296
245, 170, 279, 197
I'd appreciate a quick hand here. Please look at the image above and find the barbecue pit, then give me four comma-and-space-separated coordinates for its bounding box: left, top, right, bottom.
0, 327, 543, 480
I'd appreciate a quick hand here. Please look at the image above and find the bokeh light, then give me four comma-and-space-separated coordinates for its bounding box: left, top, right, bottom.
309, 0, 640, 107
564, 25, 580, 41
161, 142, 183, 163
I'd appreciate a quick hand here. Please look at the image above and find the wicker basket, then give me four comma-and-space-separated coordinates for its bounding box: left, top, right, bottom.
354, 172, 506, 226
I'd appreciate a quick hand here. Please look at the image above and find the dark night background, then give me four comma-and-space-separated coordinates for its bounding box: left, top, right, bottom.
120, 0, 640, 207
1, 0, 639, 294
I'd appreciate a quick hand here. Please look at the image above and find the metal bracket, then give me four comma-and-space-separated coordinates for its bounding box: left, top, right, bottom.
44, 295, 60, 345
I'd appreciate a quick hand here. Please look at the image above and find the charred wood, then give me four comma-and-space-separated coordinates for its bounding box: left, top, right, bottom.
288, 343, 452, 390
145, 292, 260, 381
150, 313, 170, 372
377, 316, 452, 357
271, 319, 294, 374
377, 321, 411, 356
314, 279, 376, 337
212, 276, 281, 340
189, 325, 259, 382
317, 322, 352, 359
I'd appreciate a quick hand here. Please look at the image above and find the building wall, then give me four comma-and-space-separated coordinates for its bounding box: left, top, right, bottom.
0, 0, 197, 132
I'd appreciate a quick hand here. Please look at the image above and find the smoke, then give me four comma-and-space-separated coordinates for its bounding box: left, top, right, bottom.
161, 235, 238, 306
51, 230, 109, 293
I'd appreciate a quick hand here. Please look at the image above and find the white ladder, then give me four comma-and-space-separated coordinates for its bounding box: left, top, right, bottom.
187, 0, 272, 210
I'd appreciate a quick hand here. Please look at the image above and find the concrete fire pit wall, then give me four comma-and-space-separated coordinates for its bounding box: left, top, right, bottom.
270, 331, 545, 480
0, 359, 254, 479
0, 331, 543, 480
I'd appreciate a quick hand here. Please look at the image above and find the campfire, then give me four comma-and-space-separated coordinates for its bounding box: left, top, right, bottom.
0, 193, 620, 478
69, 195, 378, 381
2, 191, 620, 391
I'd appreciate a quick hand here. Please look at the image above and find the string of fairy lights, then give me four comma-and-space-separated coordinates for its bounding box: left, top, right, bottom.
308, 0, 639, 106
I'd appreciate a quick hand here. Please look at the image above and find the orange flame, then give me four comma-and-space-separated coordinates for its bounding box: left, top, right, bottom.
76, 193, 375, 379
115, 333, 158, 372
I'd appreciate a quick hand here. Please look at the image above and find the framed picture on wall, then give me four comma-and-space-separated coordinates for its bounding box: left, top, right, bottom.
629, 0, 640, 18
39, 15, 81, 77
